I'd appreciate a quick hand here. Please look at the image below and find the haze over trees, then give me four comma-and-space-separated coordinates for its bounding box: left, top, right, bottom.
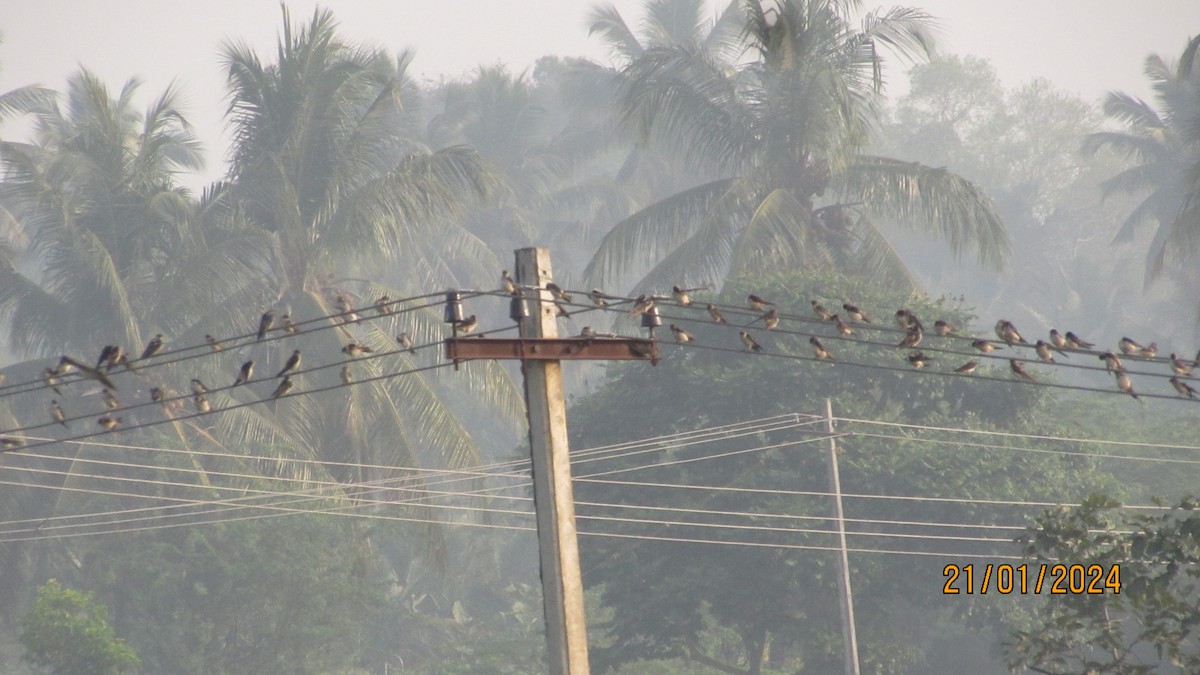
0, 2, 1197, 673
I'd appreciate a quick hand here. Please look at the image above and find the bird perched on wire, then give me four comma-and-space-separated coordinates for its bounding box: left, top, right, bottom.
755, 308, 780, 331
397, 333, 416, 354
1170, 375, 1197, 399
1099, 352, 1124, 374
51, 400, 67, 428
1049, 329, 1069, 350
141, 334, 165, 361
588, 289, 610, 307
1034, 340, 1057, 364
190, 379, 208, 395
257, 311, 274, 341
0, 437, 22, 451
832, 314, 853, 336
748, 294, 773, 311
340, 366, 353, 385
502, 270, 517, 295
706, 304, 727, 324
342, 341, 374, 357
811, 300, 833, 321
234, 360, 254, 386
205, 335, 223, 352
842, 303, 871, 323
995, 320, 1027, 346
740, 330, 763, 353
277, 350, 301, 377
672, 284, 703, 306
43, 368, 62, 395
895, 309, 923, 331
954, 360, 979, 375
150, 387, 166, 405
810, 336, 834, 361
1064, 331, 1093, 349
103, 389, 121, 410
194, 393, 211, 413
1170, 353, 1193, 377
544, 283, 572, 303
1139, 343, 1158, 358
1009, 359, 1036, 382
97, 416, 121, 431
271, 376, 294, 400
1118, 337, 1143, 355
375, 295, 392, 315
96, 344, 119, 370
455, 315, 478, 334
907, 351, 932, 369
1115, 372, 1139, 400
628, 295, 655, 317
336, 293, 360, 324
933, 320, 956, 337
281, 314, 298, 334
669, 324, 694, 343
897, 325, 922, 349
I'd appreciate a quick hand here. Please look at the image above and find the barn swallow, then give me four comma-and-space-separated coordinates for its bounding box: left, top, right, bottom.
842, 303, 871, 323
96, 344, 117, 370
1099, 352, 1124, 374
190, 378, 208, 395
1139, 343, 1158, 358
194, 393, 210, 413
277, 350, 301, 377
97, 416, 121, 431
760, 308, 780, 330
748, 294, 773, 311
832, 314, 853, 336
270, 376, 294, 400
51, 400, 67, 427
545, 283, 572, 303
811, 300, 833, 321
898, 325, 922, 348
995, 320, 1026, 346
954, 360, 979, 374
895, 309, 923, 331
54, 356, 74, 375
1064, 331, 1093, 349
342, 341, 374, 357
588, 289, 610, 307
669, 324, 694, 343
234, 360, 254, 386
456, 315, 478, 334
340, 366, 352, 385
934, 320, 955, 337
150, 387, 165, 405
103, 345, 124, 371
580, 326, 598, 340
112, 354, 135, 374
1010, 359, 1036, 382
140, 334, 164, 360
502, 270, 518, 295
205, 335, 223, 351
397, 333, 416, 354
671, 285, 693, 306
1049, 329, 1069, 350
1115, 372, 1139, 400
1034, 340, 1057, 363
0, 437, 21, 451
740, 330, 763, 352
1170, 353, 1193, 377
375, 295, 392, 315
103, 389, 120, 410
43, 368, 62, 395
810, 336, 834, 361
1171, 375, 1198, 398
706, 304, 727, 324
907, 351, 932, 368
1118, 337, 1143, 355
281, 314, 298, 334
257, 311, 274, 341
628, 295, 655, 317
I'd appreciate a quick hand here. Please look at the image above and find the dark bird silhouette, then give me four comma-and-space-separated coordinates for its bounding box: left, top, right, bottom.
397, 332, 416, 354
375, 295, 392, 315
271, 376, 294, 400
1034, 340, 1057, 363
907, 351, 932, 368
1118, 337, 1143, 355
1049, 329, 1069, 350
1170, 353, 1193, 377
257, 311, 274, 341
456, 315, 478, 334
842, 303, 871, 323
759, 308, 780, 330
811, 300, 833, 321
502, 270, 517, 295
277, 350, 301, 378
671, 285, 695, 306
1009, 359, 1036, 382
971, 339, 1001, 353
898, 325, 922, 349
190, 378, 208, 395
234, 360, 254, 386
589, 289, 610, 307
1170, 375, 1198, 399
141, 334, 164, 360
933, 320, 956, 337
342, 341, 374, 357
51, 400, 67, 428
150, 387, 165, 405
96, 344, 118, 370
706, 304, 727, 324
954, 360, 979, 374
1099, 352, 1124, 374
97, 416, 121, 430
544, 282, 572, 303
1064, 331, 1094, 349
740, 330, 763, 353
832, 314, 853, 336
670, 324, 694, 343
810, 336, 834, 361
895, 309, 923, 331
994, 320, 1026, 346
747, 294, 773, 311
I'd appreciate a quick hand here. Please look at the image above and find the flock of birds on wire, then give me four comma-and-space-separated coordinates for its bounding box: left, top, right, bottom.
2, 270, 1198, 453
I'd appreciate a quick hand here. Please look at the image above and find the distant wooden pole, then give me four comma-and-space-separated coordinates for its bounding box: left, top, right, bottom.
824, 398, 860, 675
516, 247, 590, 675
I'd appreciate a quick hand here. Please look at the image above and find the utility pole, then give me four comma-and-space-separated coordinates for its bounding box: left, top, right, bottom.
516, 247, 590, 675
824, 398, 861, 675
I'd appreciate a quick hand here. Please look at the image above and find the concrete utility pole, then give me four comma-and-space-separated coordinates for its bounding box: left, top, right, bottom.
516, 247, 590, 675
824, 398, 861, 675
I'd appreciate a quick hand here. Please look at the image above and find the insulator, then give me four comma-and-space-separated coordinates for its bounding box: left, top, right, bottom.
443, 291, 464, 324
641, 305, 662, 329
509, 294, 529, 321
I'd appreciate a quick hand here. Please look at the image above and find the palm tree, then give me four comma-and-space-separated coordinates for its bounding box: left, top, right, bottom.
584, 0, 1008, 293
1083, 35, 1200, 286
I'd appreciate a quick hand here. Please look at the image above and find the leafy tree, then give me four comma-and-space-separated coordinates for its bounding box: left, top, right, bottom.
584, 0, 1008, 294
1006, 495, 1200, 674
19, 579, 139, 675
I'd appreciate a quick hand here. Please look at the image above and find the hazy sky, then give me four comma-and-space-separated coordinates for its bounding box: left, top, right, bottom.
1, 1, 1197, 190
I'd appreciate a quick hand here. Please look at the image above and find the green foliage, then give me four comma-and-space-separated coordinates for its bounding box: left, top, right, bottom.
19, 579, 139, 675
1007, 495, 1200, 673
